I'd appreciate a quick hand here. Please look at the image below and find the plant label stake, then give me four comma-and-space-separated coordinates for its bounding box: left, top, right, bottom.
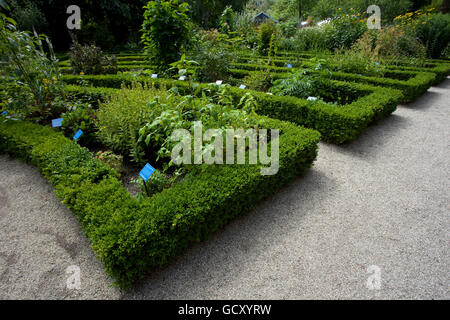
139, 163, 155, 196
216, 80, 223, 85
1, 111, 7, 116
73, 129, 83, 140
151, 74, 158, 79
52, 118, 63, 128
287, 64, 293, 68
239, 84, 246, 89
178, 76, 186, 81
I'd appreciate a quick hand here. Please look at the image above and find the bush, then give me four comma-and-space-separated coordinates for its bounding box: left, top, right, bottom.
323, 13, 367, 50
414, 13, 450, 58
292, 27, 329, 51
140, 0, 191, 72
61, 101, 98, 146
331, 48, 385, 77
68, 42, 117, 75
270, 70, 326, 99
258, 21, 277, 54
0, 13, 65, 121
242, 68, 274, 92
95, 150, 123, 174
191, 33, 233, 83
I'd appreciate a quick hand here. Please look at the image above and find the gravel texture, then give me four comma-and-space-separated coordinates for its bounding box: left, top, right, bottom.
1, 78, 449, 299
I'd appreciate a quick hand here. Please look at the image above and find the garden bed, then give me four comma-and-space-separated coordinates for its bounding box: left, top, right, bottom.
62, 74, 402, 144
0, 114, 320, 289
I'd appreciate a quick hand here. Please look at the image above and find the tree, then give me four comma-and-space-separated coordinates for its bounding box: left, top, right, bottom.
140, 0, 191, 72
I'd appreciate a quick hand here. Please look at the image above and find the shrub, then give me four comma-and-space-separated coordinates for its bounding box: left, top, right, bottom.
414, 13, 450, 58
323, 13, 367, 50
0, 13, 65, 121
258, 21, 277, 54
242, 68, 274, 92
68, 42, 117, 75
331, 48, 385, 77
61, 101, 97, 146
140, 0, 191, 72
270, 70, 326, 99
191, 34, 233, 83
95, 150, 123, 174
133, 169, 170, 198
292, 27, 328, 51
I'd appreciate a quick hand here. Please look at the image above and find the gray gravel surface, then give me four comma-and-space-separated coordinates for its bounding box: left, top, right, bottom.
1, 79, 449, 300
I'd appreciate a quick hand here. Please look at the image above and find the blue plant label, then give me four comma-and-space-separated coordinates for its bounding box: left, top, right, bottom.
287, 64, 293, 68
1, 111, 7, 116
73, 129, 83, 140
151, 74, 158, 78
139, 163, 155, 182
52, 118, 63, 127
239, 84, 246, 89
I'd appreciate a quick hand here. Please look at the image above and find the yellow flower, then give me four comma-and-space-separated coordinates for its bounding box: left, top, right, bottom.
338, 7, 341, 11
80, 72, 85, 75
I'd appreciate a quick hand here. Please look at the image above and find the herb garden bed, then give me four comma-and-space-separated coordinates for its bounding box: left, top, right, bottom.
62, 74, 402, 144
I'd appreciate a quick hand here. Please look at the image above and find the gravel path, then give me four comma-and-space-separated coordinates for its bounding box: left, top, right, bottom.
1, 79, 449, 300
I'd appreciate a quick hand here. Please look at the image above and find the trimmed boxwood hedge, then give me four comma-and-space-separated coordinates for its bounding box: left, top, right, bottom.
0, 117, 320, 288
62, 74, 402, 143
226, 64, 435, 103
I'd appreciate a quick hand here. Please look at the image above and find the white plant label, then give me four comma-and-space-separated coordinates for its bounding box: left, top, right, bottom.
179, 76, 186, 81
216, 80, 223, 85
239, 84, 246, 89
151, 74, 158, 79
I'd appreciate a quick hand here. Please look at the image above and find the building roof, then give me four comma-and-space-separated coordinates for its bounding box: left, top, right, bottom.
252, 12, 280, 24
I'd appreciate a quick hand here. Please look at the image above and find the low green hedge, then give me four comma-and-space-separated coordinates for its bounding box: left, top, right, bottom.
226, 64, 435, 103
385, 62, 450, 85
237, 53, 447, 88
0, 117, 320, 289
62, 74, 402, 143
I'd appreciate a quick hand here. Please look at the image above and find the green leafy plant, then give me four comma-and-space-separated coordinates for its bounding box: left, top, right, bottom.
132, 169, 170, 198
61, 101, 97, 146
270, 69, 326, 99
140, 0, 191, 72
168, 54, 199, 80
258, 21, 277, 55
414, 13, 450, 59
95, 150, 123, 174
190, 34, 233, 83
0, 13, 65, 121
68, 41, 118, 75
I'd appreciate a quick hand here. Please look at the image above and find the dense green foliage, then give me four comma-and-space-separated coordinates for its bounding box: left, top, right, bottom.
0, 13, 64, 120
68, 42, 118, 75
140, 0, 191, 72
